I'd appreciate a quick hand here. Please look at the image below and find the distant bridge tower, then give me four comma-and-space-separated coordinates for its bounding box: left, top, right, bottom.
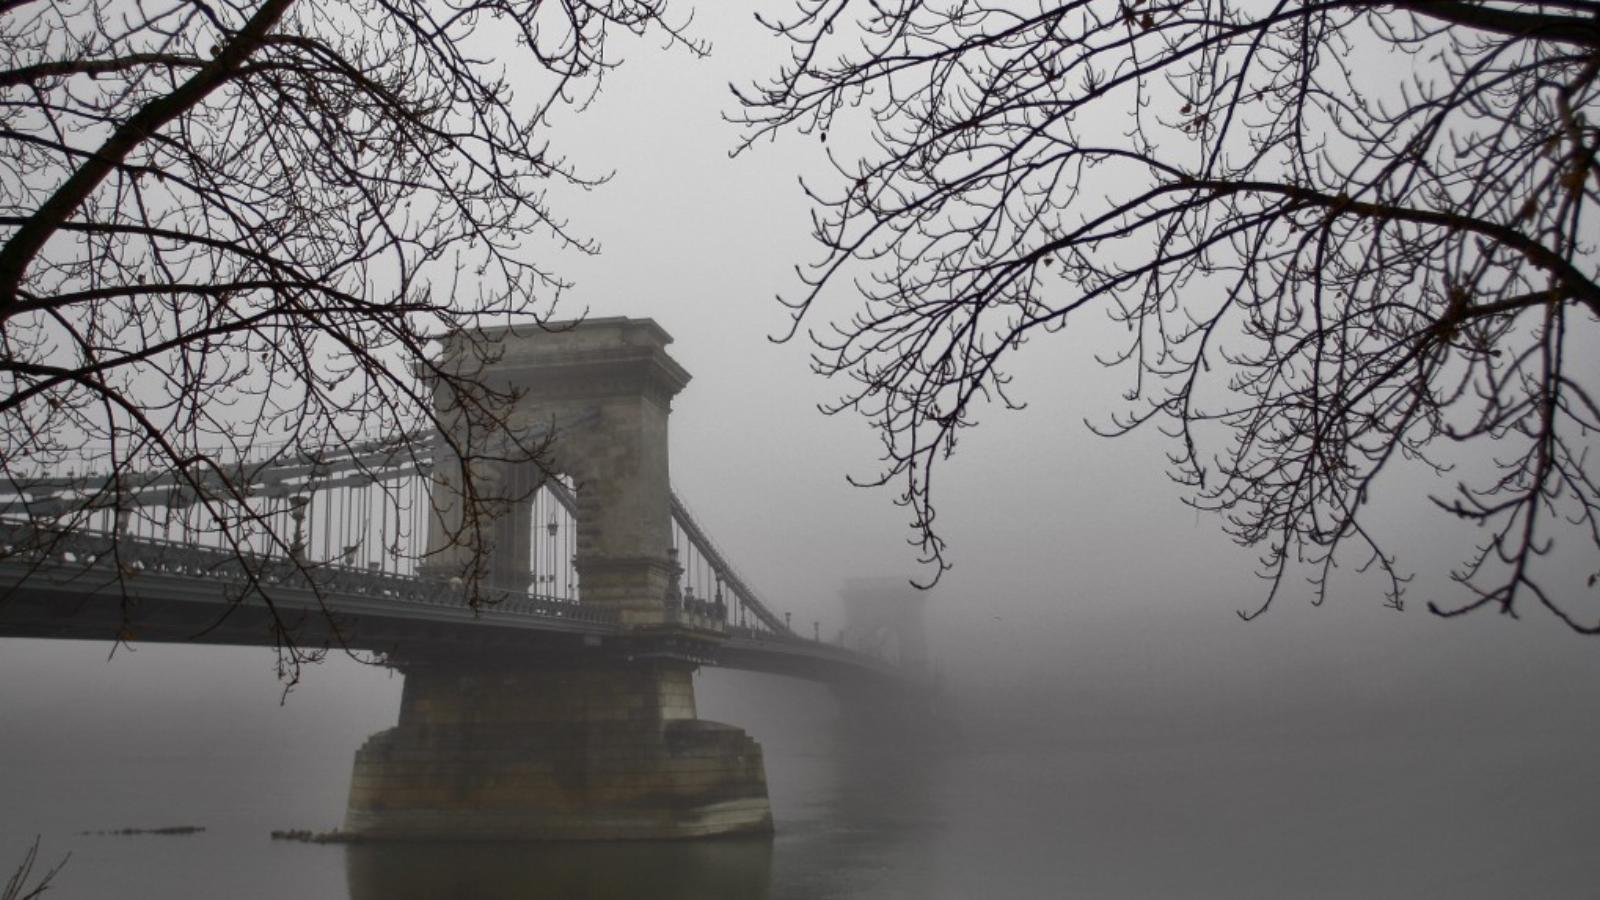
838, 577, 931, 676
834, 578, 943, 747
345, 318, 771, 840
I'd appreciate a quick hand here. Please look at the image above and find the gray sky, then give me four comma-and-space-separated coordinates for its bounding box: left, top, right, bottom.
4, 0, 1600, 827
523, 2, 1600, 649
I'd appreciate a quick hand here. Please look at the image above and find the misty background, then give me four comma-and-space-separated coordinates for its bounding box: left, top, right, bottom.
4, 2, 1599, 898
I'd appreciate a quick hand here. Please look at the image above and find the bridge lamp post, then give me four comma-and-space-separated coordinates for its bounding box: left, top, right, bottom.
543, 516, 558, 598
288, 495, 309, 561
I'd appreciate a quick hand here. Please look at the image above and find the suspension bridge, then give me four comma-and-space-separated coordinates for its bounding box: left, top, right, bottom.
0, 318, 930, 840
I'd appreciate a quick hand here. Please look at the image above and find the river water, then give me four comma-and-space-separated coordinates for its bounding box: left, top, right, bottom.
2, 640, 1597, 899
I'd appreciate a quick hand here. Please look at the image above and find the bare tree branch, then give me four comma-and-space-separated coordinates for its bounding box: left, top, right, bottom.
738, 0, 1600, 630
0, 0, 703, 681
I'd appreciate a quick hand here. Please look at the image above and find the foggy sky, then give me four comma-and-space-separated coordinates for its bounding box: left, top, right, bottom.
4, 0, 1600, 861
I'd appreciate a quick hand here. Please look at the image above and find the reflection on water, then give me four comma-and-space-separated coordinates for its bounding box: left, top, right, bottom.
345, 837, 775, 900
339, 748, 939, 900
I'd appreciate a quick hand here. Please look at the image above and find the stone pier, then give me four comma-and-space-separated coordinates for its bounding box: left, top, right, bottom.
344, 654, 771, 839
342, 319, 771, 840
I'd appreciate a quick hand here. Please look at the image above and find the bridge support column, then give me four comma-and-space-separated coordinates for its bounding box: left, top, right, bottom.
359, 319, 770, 839
343, 654, 772, 840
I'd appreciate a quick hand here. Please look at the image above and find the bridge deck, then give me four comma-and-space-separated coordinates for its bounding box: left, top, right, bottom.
0, 525, 908, 685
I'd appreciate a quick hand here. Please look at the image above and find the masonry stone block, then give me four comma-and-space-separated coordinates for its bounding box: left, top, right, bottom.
343, 657, 772, 840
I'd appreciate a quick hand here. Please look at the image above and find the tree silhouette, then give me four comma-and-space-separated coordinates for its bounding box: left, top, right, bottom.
0, 0, 699, 677
736, 1, 1600, 630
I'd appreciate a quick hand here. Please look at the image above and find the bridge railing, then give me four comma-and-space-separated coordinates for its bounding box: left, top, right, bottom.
0, 433, 436, 574
1, 521, 917, 682
0, 428, 585, 594
0, 521, 618, 627
2, 431, 826, 644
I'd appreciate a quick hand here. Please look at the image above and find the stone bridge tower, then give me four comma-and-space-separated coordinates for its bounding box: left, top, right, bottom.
420, 316, 688, 624
343, 318, 772, 840
838, 577, 930, 676
834, 578, 943, 748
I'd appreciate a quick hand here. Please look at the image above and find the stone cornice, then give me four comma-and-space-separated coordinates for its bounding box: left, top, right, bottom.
495, 354, 689, 407
440, 318, 691, 405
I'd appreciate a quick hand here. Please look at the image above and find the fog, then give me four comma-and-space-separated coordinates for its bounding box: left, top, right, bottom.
4, 2, 1600, 898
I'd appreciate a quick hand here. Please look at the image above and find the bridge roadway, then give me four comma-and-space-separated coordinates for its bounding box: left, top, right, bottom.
0, 523, 903, 685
